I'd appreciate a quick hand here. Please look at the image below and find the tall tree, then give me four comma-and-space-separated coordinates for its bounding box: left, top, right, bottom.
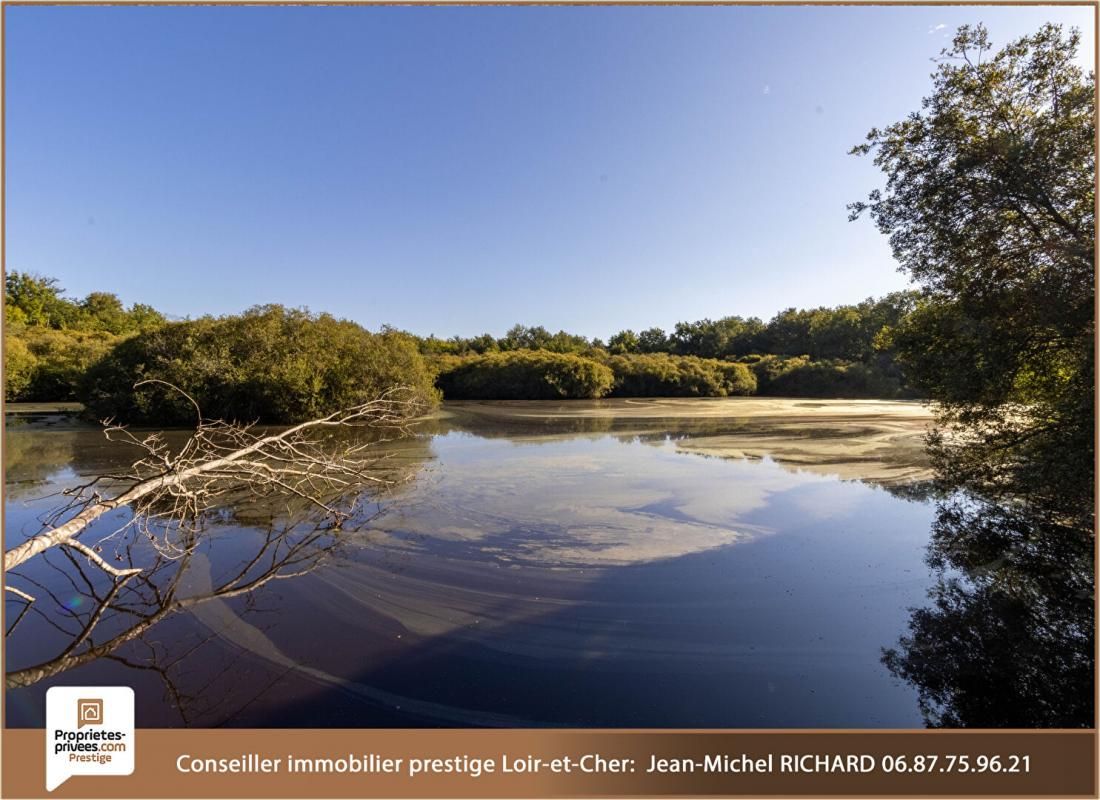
851, 22, 1094, 522
5, 272, 78, 328
852, 23, 1095, 727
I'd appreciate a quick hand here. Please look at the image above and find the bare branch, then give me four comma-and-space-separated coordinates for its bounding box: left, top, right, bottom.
5, 586, 35, 603
4, 385, 423, 572
63, 540, 143, 579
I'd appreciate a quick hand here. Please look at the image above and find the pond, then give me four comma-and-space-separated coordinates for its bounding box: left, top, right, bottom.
5, 398, 941, 728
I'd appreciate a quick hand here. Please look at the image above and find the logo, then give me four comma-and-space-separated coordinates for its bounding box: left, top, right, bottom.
46, 686, 134, 791
76, 698, 103, 728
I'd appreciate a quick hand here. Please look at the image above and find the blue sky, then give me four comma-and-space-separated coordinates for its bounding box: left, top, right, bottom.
6, 5, 1094, 339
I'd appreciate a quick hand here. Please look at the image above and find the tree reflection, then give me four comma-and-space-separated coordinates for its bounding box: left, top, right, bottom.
883, 492, 1094, 727
5, 518, 342, 722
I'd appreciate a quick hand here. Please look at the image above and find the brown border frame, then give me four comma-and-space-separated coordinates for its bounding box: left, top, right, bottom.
0, 2, 1096, 799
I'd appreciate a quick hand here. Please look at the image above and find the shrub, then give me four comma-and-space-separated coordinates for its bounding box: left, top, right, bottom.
4, 334, 38, 401
748, 354, 906, 398
5, 327, 121, 402
436, 351, 614, 400
606, 353, 756, 397
80, 306, 440, 425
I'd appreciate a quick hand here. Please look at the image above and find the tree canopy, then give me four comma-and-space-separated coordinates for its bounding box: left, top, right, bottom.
852, 22, 1094, 519
5, 272, 166, 334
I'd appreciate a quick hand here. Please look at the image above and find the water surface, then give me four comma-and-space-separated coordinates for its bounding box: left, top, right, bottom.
5, 399, 938, 727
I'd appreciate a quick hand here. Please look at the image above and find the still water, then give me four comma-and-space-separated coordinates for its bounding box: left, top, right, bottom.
5, 399, 939, 728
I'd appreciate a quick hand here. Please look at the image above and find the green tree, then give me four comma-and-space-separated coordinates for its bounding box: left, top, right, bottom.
467, 333, 499, 354
23, 328, 118, 401
122, 302, 168, 334
637, 327, 669, 353
545, 329, 590, 354
669, 320, 715, 357
79, 292, 131, 334
851, 22, 1094, 521
804, 308, 851, 359
761, 308, 814, 356
607, 329, 640, 354
5, 272, 79, 328
852, 23, 1094, 726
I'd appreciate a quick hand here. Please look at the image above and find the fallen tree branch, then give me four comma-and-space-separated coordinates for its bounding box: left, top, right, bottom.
4, 385, 422, 573
63, 540, 143, 579
4, 586, 35, 603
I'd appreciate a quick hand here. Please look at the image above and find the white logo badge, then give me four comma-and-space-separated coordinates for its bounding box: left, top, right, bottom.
46, 686, 135, 791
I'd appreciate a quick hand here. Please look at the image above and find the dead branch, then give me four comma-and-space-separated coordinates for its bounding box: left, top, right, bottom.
4, 586, 35, 603
3, 385, 423, 573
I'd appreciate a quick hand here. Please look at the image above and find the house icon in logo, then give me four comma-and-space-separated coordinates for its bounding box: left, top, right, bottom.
77, 698, 103, 728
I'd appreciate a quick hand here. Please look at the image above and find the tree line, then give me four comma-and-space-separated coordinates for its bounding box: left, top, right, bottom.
4, 271, 924, 414
415, 291, 918, 363
407, 292, 922, 400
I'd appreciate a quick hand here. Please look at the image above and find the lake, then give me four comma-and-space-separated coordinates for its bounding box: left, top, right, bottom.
4, 398, 940, 728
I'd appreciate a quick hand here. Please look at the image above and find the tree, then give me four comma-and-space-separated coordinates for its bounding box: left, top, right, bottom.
607, 354, 756, 397
20, 328, 118, 401
850, 22, 1094, 521
545, 329, 590, 354
79, 292, 130, 334
607, 329, 640, 354
807, 307, 865, 360
852, 23, 1095, 727
5, 272, 78, 328
3, 273, 173, 400
499, 324, 549, 351
127, 303, 168, 332
637, 327, 669, 353
467, 333, 499, 354
761, 308, 814, 356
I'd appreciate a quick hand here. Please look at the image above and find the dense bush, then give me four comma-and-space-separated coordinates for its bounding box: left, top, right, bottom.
4, 272, 168, 402
606, 354, 756, 397
4, 325, 122, 402
4, 334, 37, 400
80, 306, 440, 425
748, 354, 910, 398
21, 328, 121, 401
435, 351, 614, 400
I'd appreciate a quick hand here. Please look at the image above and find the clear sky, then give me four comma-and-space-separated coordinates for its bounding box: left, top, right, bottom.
6, 5, 1094, 339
